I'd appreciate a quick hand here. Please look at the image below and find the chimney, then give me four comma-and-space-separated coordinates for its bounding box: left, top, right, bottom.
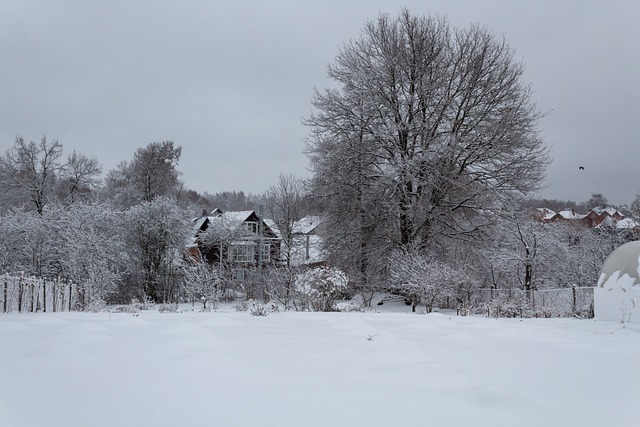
201, 209, 208, 217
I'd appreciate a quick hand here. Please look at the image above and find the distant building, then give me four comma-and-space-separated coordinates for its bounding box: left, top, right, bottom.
534, 206, 638, 232
188, 209, 281, 279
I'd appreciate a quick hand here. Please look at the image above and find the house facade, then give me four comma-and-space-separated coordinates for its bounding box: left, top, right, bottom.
189, 209, 281, 276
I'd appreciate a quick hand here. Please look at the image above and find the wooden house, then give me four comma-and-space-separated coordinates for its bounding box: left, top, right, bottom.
189, 209, 281, 272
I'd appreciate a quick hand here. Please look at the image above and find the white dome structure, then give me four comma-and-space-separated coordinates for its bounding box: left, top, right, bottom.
594, 240, 640, 323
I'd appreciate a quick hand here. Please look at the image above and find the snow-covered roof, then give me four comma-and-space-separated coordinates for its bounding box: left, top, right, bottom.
218, 211, 254, 228
591, 207, 621, 216
190, 210, 254, 241
558, 210, 584, 220
263, 218, 282, 239
202, 211, 252, 233
292, 216, 322, 235
615, 218, 639, 229
536, 208, 556, 220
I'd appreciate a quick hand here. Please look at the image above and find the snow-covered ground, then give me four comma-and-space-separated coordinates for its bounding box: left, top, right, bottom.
1, 306, 638, 427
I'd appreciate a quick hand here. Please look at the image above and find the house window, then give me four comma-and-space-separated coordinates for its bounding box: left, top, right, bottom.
245, 222, 258, 234
229, 244, 255, 263
260, 243, 270, 262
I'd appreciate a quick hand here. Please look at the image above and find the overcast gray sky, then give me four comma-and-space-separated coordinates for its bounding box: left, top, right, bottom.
1, 0, 638, 206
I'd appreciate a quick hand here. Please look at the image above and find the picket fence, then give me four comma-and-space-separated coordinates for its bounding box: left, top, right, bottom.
1, 274, 84, 313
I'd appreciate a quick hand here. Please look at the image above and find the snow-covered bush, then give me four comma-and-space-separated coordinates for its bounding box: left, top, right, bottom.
158, 304, 178, 313
249, 300, 279, 316
334, 300, 364, 312
235, 299, 279, 316
390, 250, 475, 313
295, 267, 349, 311
182, 262, 222, 311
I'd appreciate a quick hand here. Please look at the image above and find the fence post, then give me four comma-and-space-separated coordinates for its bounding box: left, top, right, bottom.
68, 282, 73, 312
29, 279, 34, 312
53, 278, 58, 312
35, 279, 41, 312
572, 285, 577, 315
3, 275, 7, 313
18, 273, 24, 313
60, 279, 65, 312
43, 277, 47, 313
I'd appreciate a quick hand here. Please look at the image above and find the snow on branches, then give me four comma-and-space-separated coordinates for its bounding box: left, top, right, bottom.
295, 267, 349, 311
390, 250, 475, 313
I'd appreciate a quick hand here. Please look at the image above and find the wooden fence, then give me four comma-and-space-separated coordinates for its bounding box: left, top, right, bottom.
1, 274, 84, 313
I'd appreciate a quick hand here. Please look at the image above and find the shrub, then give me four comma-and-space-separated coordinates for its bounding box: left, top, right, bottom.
295, 267, 349, 312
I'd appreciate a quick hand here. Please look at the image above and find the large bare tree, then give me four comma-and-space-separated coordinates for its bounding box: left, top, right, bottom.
306, 10, 549, 260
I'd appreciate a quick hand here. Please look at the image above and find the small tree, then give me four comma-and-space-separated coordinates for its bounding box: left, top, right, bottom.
295, 267, 348, 311
183, 262, 222, 311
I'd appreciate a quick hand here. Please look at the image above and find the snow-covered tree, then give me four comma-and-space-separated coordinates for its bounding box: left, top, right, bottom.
105, 141, 182, 207
123, 197, 190, 302
182, 262, 222, 311
306, 10, 548, 255
390, 249, 475, 312
55, 203, 125, 308
0, 207, 60, 277
295, 267, 349, 311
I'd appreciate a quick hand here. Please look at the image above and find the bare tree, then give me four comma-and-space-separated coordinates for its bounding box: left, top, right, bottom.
263, 174, 308, 306
265, 174, 306, 266
59, 150, 102, 203
0, 136, 64, 214
306, 10, 549, 259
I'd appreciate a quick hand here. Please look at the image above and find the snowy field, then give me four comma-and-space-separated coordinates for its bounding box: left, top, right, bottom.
1, 306, 639, 427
